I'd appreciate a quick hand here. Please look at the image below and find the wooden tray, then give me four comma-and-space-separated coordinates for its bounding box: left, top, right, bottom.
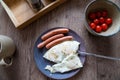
1, 0, 66, 29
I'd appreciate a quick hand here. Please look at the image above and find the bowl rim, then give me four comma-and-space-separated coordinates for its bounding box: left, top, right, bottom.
84, 0, 120, 37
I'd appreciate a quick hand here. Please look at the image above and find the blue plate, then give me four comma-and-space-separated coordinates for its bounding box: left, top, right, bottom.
34, 27, 86, 79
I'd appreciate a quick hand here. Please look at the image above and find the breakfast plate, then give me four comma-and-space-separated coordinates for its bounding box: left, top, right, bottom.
34, 27, 86, 79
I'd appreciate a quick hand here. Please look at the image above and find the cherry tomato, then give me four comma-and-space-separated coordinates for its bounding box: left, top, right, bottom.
88, 10, 112, 33
102, 10, 107, 17
96, 11, 101, 18
95, 25, 102, 33
89, 13, 96, 20
106, 18, 112, 25
99, 17, 105, 24
90, 22, 96, 30
94, 19, 99, 24
101, 23, 108, 31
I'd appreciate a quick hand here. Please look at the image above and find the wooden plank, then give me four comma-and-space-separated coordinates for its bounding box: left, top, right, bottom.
1, 0, 19, 27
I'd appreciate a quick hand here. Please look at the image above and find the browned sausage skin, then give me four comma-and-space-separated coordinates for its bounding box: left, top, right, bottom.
37, 34, 64, 48
46, 36, 73, 49
41, 28, 69, 40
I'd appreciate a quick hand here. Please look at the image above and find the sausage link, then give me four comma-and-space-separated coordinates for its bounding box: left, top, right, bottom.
46, 36, 73, 49
41, 28, 69, 40
37, 34, 64, 48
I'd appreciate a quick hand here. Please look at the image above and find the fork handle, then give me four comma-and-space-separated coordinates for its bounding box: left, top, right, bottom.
79, 51, 120, 61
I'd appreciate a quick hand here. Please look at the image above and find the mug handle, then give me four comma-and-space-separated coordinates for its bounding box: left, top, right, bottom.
0, 57, 13, 67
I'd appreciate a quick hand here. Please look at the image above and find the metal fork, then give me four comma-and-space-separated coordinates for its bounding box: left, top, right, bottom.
78, 51, 120, 61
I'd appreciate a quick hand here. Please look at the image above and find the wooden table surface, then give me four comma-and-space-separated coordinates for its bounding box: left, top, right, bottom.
0, 0, 120, 80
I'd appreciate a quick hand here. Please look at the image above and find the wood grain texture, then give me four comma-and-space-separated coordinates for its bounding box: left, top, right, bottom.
0, 0, 120, 80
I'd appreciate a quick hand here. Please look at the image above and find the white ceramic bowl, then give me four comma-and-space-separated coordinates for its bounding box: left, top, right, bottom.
84, 0, 120, 36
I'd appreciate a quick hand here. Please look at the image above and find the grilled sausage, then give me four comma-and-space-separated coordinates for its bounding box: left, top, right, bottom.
46, 36, 73, 49
37, 34, 64, 48
41, 28, 69, 40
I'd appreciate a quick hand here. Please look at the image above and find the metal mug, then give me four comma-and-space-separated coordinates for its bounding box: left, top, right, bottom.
0, 35, 15, 66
